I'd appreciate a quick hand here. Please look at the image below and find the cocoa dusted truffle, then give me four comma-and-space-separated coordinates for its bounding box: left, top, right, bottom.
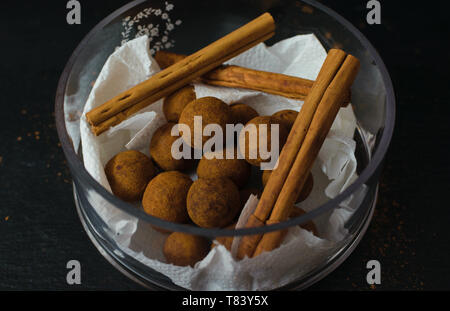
150, 122, 192, 171
230, 103, 259, 125
262, 170, 314, 203
187, 177, 240, 228
211, 223, 236, 251
104, 150, 157, 202
271, 109, 298, 130
142, 171, 193, 225
163, 85, 196, 122
238, 116, 289, 166
197, 147, 251, 188
178, 96, 232, 148
163, 232, 210, 267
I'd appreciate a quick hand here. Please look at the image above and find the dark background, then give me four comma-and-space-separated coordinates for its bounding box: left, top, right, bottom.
0, 0, 449, 290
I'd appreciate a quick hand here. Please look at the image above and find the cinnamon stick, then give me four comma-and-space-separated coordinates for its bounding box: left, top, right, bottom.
89, 31, 274, 136
252, 54, 360, 256
155, 51, 350, 103
86, 13, 275, 135
154, 51, 185, 69
203, 65, 311, 100
236, 49, 349, 260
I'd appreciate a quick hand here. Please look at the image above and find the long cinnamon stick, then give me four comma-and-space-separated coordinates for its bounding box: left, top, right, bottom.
155, 51, 351, 103
154, 51, 185, 69
236, 49, 348, 260
89, 32, 275, 136
86, 13, 275, 134
253, 54, 360, 256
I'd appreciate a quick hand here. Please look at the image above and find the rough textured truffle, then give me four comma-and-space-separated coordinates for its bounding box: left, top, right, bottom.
238, 116, 289, 166
230, 103, 259, 125
142, 171, 193, 225
197, 147, 251, 188
163, 232, 210, 267
211, 223, 236, 251
163, 85, 196, 122
272, 109, 298, 130
104, 150, 157, 202
178, 96, 232, 148
187, 177, 240, 228
289, 207, 318, 236
262, 170, 314, 203
150, 122, 192, 171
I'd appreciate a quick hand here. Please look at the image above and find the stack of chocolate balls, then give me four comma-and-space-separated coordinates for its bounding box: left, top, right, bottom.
104, 86, 316, 267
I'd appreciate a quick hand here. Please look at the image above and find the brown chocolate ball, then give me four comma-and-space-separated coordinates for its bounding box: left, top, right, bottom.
272, 109, 298, 130
197, 147, 251, 188
163, 85, 196, 122
142, 171, 193, 224
178, 97, 232, 149
289, 207, 318, 236
211, 223, 236, 251
104, 150, 157, 202
230, 103, 259, 125
262, 170, 314, 203
238, 116, 289, 166
163, 232, 210, 267
187, 177, 240, 228
150, 122, 192, 171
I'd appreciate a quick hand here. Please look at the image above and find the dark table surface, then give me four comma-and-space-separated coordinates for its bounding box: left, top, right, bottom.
0, 0, 449, 291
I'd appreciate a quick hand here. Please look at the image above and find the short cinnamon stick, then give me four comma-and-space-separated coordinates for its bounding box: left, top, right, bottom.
252, 54, 360, 257
236, 49, 348, 259
86, 13, 275, 135
203, 65, 311, 100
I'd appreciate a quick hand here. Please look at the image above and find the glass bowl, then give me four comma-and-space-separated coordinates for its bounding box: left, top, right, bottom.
55, 0, 395, 290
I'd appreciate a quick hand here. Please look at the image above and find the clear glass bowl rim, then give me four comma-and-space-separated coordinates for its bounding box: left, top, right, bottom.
55, 0, 395, 238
